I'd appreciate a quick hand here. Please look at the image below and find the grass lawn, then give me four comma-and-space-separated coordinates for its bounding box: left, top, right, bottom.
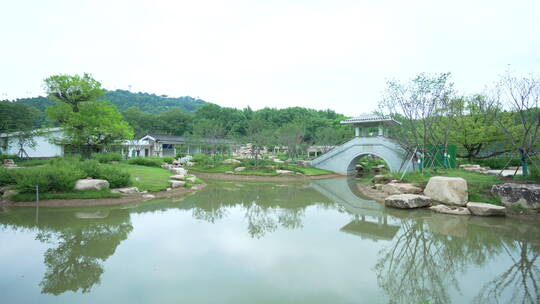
11, 189, 121, 202
393, 169, 504, 205
293, 166, 334, 176
112, 164, 172, 191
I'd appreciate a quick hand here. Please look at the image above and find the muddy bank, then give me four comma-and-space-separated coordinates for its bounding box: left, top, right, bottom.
191, 172, 342, 182
0, 183, 207, 208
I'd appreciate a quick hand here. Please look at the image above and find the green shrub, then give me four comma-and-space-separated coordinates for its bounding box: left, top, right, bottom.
240, 158, 274, 168
91, 152, 123, 163
98, 166, 131, 188
16, 159, 50, 167
48, 155, 82, 165
162, 156, 175, 164
0, 154, 20, 162
0, 167, 17, 186
78, 160, 102, 178
192, 153, 211, 166
127, 157, 164, 167
14, 166, 85, 193
276, 152, 287, 161
11, 159, 131, 193
77, 160, 130, 188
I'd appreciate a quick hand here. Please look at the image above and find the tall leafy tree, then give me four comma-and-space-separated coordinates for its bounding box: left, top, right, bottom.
44, 73, 104, 112
446, 95, 508, 159
44, 74, 133, 156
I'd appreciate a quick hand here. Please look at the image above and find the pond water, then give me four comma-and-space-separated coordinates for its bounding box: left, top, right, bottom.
0, 178, 539, 304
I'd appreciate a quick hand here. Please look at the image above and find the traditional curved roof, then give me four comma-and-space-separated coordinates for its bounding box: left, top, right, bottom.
340, 113, 400, 126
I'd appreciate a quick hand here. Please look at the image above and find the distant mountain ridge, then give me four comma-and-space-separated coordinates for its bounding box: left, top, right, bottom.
12, 89, 208, 114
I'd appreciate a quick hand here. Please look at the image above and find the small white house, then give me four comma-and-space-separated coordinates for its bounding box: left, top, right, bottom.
120, 134, 237, 158
0, 127, 65, 158
0, 129, 238, 159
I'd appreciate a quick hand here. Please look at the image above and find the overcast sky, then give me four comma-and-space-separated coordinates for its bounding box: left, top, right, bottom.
1, 0, 539, 116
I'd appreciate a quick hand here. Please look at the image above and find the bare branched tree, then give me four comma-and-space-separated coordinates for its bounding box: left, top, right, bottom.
488, 72, 540, 175
379, 73, 455, 170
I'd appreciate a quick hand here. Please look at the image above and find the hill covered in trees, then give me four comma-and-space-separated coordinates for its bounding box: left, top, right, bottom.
2, 89, 351, 149
12, 89, 208, 114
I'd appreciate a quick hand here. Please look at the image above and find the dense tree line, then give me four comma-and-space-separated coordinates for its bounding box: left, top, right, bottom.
4, 86, 351, 149
120, 103, 351, 147
13, 89, 207, 114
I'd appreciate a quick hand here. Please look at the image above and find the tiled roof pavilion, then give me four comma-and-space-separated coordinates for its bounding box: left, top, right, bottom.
340, 113, 399, 137
340, 113, 400, 127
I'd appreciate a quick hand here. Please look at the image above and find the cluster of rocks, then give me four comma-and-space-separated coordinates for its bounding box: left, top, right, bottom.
166, 166, 197, 190
232, 143, 269, 159
356, 163, 386, 176
2, 159, 18, 169
375, 175, 507, 217
459, 164, 490, 174
460, 163, 524, 177
162, 157, 194, 169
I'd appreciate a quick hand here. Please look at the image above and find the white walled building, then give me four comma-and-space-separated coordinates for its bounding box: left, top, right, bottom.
0, 128, 64, 158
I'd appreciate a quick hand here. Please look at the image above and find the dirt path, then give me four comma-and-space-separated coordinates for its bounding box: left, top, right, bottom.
190, 172, 342, 182
0, 183, 207, 208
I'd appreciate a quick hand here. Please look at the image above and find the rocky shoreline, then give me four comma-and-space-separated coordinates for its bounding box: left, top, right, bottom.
358, 174, 540, 220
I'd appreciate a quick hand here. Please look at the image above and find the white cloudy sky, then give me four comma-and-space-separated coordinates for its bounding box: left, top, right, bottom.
1, 0, 539, 116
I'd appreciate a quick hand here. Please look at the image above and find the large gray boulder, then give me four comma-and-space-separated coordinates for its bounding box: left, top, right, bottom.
429, 204, 471, 216
170, 180, 186, 188
424, 176, 468, 206
491, 183, 540, 211
234, 166, 246, 172
385, 194, 432, 209
170, 167, 188, 175
74, 179, 109, 191
170, 174, 185, 181
382, 182, 423, 195
466, 202, 506, 216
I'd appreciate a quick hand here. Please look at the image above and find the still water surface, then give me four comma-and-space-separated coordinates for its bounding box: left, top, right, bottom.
0, 178, 539, 304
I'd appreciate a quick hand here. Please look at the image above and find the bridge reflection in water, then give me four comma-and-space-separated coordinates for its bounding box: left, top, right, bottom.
309, 177, 400, 241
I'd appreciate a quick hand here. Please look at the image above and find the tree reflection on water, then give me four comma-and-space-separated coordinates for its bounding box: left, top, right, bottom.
373, 210, 540, 304
185, 183, 330, 238
0, 181, 538, 302
0, 208, 133, 295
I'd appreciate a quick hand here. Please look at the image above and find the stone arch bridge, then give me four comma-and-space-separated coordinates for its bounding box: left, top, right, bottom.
310, 136, 416, 175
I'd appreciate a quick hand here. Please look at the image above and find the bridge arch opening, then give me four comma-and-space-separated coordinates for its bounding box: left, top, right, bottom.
347, 152, 394, 176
